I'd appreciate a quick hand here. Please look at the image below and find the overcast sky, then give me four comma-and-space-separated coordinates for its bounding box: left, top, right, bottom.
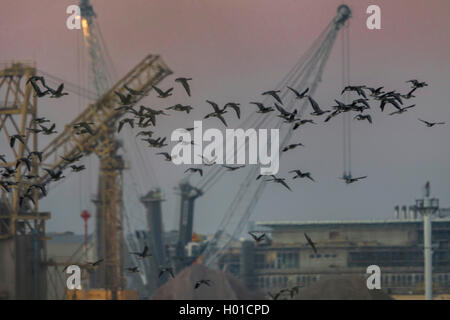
1, 0, 449, 237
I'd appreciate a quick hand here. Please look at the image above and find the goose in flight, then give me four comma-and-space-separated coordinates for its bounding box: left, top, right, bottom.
44, 168, 65, 181
24, 174, 40, 180
124, 84, 147, 96
175, 77, 192, 96
264, 175, 292, 191
136, 130, 154, 138
341, 175, 367, 184
46, 83, 69, 98
166, 104, 194, 114
268, 291, 282, 300
126, 266, 140, 273
354, 114, 372, 124
16, 157, 31, 172
156, 152, 176, 162
10, 134, 26, 148
152, 85, 173, 98
131, 245, 151, 259
27, 183, 47, 197
282, 142, 304, 152
341, 85, 367, 98
262, 90, 283, 104
304, 233, 318, 254
32, 117, 50, 124
324, 109, 342, 123
204, 100, 228, 127
407, 79, 428, 89
418, 119, 445, 127
289, 170, 315, 182
39, 123, 57, 135
70, 164, 86, 172
293, 119, 315, 130
379, 97, 402, 112
115, 91, 135, 106
351, 98, 370, 109
194, 279, 212, 289
143, 137, 167, 148
250, 102, 274, 114
73, 122, 95, 135
401, 87, 417, 99
28, 78, 49, 97
185, 168, 203, 176
248, 231, 266, 243
287, 87, 309, 99
222, 165, 245, 171
224, 102, 241, 119
87, 259, 104, 269
60, 153, 83, 164
377, 91, 403, 105
364, 86, 384, 97
389, 104, 415, 115
307, 96, 330, 116
275, 103, 297, 120
118, 118, 134, 133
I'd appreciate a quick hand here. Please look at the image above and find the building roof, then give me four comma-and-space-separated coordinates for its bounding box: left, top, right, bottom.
256, 218, 450, 229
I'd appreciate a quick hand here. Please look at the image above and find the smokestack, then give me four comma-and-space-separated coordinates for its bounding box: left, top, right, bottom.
401, 206, 407, 220
409, 206, 416, 220
394, 206, 399, 219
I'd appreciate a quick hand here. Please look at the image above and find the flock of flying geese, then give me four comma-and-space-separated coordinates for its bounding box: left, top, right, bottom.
0, 72, 444, 296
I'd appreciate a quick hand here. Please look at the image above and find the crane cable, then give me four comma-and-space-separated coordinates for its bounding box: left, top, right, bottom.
196, 21, 335, 193
204, 25, 340, 265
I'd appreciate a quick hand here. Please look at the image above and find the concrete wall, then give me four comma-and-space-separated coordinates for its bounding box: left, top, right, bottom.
272, 224, 418, 247
0, 239, 15, 299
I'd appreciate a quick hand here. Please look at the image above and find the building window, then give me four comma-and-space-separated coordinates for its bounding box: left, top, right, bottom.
275, 251, 299, 269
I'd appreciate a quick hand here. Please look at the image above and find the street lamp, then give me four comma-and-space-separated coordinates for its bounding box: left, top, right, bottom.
415, 182, 439, 300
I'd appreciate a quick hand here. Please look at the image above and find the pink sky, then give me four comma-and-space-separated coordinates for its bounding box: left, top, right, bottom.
1, 1, 449, 234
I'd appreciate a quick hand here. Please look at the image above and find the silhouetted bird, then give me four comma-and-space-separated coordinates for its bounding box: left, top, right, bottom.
287, 87, 309, 99
307, 96, 330, 116
304, 233, 318, 254
194, 279, 212, 289
354, 114, 372, 124
418, 119, 445, 127
10, 134, 25, 148
248, 231, 265, 243
175, 77, 192, 96
262, 90, 283, 104
131, 245, 151, 259
250, 102, 274, 114
265, 175, 292, 191
152, 85, 173, 98
290, 170, 315, 182
43, 168, 65, 181
204, 100, 228, 127
46, 83, 68, 98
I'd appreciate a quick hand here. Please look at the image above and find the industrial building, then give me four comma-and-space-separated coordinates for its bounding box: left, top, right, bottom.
235, 205, 450, 297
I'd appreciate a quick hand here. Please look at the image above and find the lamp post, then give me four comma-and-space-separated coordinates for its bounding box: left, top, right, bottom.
415, 182, 439, 300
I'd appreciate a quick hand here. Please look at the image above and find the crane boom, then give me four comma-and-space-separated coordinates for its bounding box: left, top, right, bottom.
36, 54, 172, 188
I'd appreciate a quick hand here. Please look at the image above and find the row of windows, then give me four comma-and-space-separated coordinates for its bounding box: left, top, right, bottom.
256, 273, 450, 290
257, 274, 319, 289
381, 273, 450, 287
309, 254, 337, 259
255, 252, 299, 270
349, 251, 424, 267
